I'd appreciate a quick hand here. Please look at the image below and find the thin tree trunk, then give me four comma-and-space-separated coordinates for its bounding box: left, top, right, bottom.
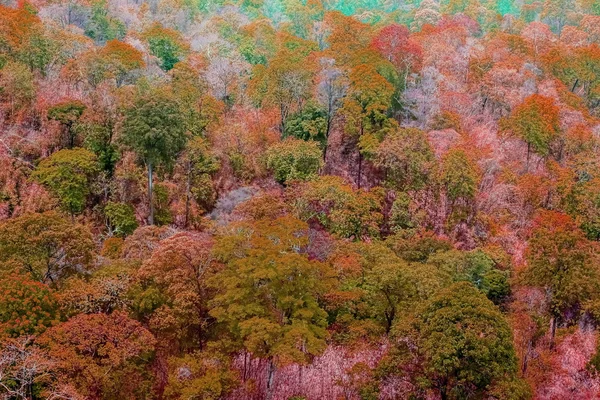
549, 316, 556, 349
357, 152, 363, 189
323, 116, 331, 162
185, 162, 191, 227
148, 161, 154, 225
266, 358, 276, 400
243, 351, 247, 382
521, 339, 532, 375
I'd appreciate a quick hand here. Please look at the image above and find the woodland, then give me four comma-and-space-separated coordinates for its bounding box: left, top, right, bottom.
1, 0, 600, 399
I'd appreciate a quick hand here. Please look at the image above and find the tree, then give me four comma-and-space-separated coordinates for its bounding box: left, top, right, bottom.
428, 249, 510, 304
327, 242, 446, 338
0, 5, 57, 73
177, 137, 219, 226
121, 88, 187, 225
340, 63, 394, 188
502, 94, 560, 165
209, 217, 328, 399
84, 0, 125, 44
249, 45, 315, 133
374, 128, 435, 191
395, 282, 524, 400
104, 201, 137, 237
522, 211, 600, 344
440, 148, 480, 205
266, 138, 323, 184
134, 232, 221, 352
142, 23, 188, 71
0, 61, 36, 118
371, 24, 423, 110
0, 212, 95, 285
99, 39, 144, 86
37, 311, 156, 400
315, 58, 347, 156
0, 337, 59, 400
170, 60, 223, 136
59, 261, 134, 315
541, 0, 573, 34
283, 102, 328, 146
47, 100, 86, 149
290, 176, 384, 239
0, 274, 60, 338
32, 148, 99, 216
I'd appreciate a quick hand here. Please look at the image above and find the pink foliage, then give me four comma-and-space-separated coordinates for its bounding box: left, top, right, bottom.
227, 344, 388, 400
536, 330, 600, 400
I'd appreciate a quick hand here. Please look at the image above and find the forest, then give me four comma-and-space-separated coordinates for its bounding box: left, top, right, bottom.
1, 0, 600, 398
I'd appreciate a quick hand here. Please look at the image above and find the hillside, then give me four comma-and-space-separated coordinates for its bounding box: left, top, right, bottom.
1, 0, 600, 399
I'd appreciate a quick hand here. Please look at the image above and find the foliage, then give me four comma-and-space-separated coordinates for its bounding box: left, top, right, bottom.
104, 201, 137, 237
164, 351, 239, 399
121, 88, 187, 170
440, 148, 480, 203
0, 274, 60, 338
290, 176, 384, 239
0, 212, 95, 284
502, 95, 561, 158
283, 102, 328, 146
121, 87, 187, 224
134, 232, 221, 350
266, 138, 323, 184
209, 217, 328, 366
32, 148, 99, 215
374, 127, 435, 191
394, 282, 523, 399
85, 1, 126, 44
37, 311, 156, 399
143, 23, 189, 71
1, 2, 600, 398
523, 211, 600, 323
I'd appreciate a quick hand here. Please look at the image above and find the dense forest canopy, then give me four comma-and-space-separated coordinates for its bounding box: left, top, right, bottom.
1, 0, 600, 399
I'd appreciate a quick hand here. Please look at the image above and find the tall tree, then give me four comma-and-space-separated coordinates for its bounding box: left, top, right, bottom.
392, 282, 527, 400
134, 232, 221, 351
523, 211, 600, 345
340, 63, 394, 188
121, 88, 187, 225
209, 217, 328, 399
249, 44, 316, 133
37, 311, 156, 399
265, 138, 323, 184
142, 23, 188, 71
502, 94, 561, 167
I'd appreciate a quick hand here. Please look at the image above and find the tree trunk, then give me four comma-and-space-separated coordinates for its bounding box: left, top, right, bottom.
571, 78, 579, 93
185, 162, 191, 227
357, 152, 363, 189
148, 161, 154, 225
243, 351, 248, 382
521, 339, 532, 375
440, 385, 448, 400
266, 358, 276, 400
549, 316, 557, 349
323, 116, 331, 162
